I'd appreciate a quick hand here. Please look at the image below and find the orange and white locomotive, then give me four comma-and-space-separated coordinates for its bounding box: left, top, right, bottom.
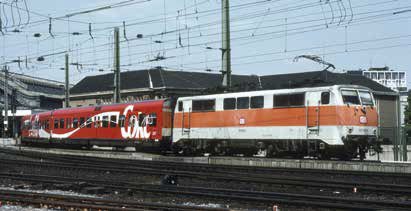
21, 84, 380, 159
172, 85, 379, 159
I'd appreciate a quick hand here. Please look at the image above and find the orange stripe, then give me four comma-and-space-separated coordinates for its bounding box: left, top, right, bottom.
174, 106, 378, 128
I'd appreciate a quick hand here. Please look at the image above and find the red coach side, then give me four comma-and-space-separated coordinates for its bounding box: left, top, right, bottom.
21, 99, 172, 151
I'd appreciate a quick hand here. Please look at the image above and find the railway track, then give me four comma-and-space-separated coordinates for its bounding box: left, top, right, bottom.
0, 189, 228, 211
0, 173, 410, 211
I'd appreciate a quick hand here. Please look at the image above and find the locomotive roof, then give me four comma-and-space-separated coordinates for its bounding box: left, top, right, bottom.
176, 85, 372, 100
70, 69, 395, 96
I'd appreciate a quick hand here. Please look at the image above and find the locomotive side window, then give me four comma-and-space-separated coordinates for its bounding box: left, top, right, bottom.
178, 101, 183, 112
192, 99, 215, 112
359, 91, 374, 106
86, 117, 92, 128
110, 116, 117, 128
321, 92, 330, 105
250, 96, 264, 109
73, 118, 79, 128
119, 115, 125, 127
274, 93, 305, 107
45, 120, 49, 129
102, 116, 109, 128
237, 97, 250, 109
341, 90, 360, 105
54, 119, 59, 129
224, 98, 236, 110
59, 119, 65, 129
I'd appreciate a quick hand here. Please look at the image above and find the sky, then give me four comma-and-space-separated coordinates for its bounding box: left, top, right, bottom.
0, 0, 410, 88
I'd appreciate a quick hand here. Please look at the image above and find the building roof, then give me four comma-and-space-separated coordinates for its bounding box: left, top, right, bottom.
70, 68, 395, 95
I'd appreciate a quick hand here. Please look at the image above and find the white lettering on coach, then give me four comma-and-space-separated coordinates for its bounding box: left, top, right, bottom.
121, 105, 151, 139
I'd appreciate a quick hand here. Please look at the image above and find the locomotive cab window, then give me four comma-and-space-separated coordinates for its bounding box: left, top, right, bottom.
192, 99, 215, 112
341, 90, 360, 105
274, 93, 305, 107
321, 92, 330, 105
359, 91, 374, 106
250, 96, 264, 109
237, 97, 250, 109
224, 98, 236, 110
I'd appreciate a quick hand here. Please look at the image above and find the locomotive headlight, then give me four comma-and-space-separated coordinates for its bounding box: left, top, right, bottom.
347, 128, 353, 134
374, 129, 377, 135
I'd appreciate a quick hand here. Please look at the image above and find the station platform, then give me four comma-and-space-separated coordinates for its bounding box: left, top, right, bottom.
1, 144, 410, 174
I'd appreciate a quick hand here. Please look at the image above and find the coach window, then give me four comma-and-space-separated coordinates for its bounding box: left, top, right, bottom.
321, 92, 330, 105
59, 119, 64, 129
110, 116, 117, 128
73, 118, 79, 128
237, 97, 250, 109
250, 96, 264, 109
119, 115, 125, 127
224, 98, 236, 110
138, 114, 147, 126
192, 99, 215, 112
178, 101, 183, 112
148, 113, 157, 126
54, 119, 59, 129
86, 117, 92, 128
102, 116, 109, 128
66, 118, 71, 129
80, 117, 85, 127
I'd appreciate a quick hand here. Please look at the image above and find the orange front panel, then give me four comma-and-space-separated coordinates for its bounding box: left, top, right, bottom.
173, 106, 378, 128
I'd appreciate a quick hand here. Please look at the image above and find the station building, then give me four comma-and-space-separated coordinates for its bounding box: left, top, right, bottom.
0, 72, 64, 137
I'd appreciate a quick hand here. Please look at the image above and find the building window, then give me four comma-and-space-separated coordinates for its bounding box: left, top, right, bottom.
192, 99, 215, 112
378, 72, 384, 80
393, 72, 398, 79
385, 72, 391, 79
399, 72, 405, 79
223, 98, 236, 110
364, 72, 371, 78
250, 96, 264, 109
371, 72, 377, 79
138, 114, 146, 126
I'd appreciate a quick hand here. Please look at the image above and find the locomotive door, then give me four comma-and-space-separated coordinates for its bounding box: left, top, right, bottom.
181, 101, 191, 135
306, 92, 320, 136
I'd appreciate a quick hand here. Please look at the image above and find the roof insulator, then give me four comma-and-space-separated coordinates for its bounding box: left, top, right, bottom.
34, 33, 41, 37
37, 56, 45, 62
136, 34, 143, 39
72, 32, 81, 35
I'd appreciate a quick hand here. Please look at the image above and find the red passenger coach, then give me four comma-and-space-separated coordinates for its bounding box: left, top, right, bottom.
21, 99, 173, 151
